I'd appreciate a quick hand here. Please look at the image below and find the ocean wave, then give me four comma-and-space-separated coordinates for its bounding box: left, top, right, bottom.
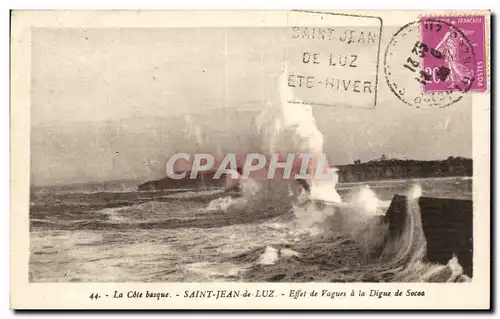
30, 177, 472, 283
219, 185, 471, 283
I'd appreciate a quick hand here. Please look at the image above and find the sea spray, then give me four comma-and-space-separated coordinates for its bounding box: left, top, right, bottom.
254, 61, 342, 205
259, 246, 280, 265
360, 184, 469, 282
197, 60, 471, 283
205, 169, 262, 212
333, 186, 389, 256
346, 185, 385, 216
206, 196, 240, 212
381, 184, 427, 265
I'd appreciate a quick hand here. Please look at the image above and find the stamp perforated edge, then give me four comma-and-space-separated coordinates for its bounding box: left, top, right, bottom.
418, 11, 490, 93
383, 19, 464, 109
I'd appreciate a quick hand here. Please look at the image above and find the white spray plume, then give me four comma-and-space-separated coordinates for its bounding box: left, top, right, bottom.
408, 184, 423, 199
254, 60, 341, 204
258, 246, 280, 265
345, 185, 383, 217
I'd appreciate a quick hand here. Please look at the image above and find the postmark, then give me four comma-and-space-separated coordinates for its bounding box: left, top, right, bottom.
421, 15, 487, 93
384, 18, 477, 108
285, 11, 383, 109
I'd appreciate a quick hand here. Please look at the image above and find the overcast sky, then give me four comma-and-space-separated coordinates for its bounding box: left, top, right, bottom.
31, 27, 472, 186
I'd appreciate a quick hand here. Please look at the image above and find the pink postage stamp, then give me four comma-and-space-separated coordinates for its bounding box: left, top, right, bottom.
420, 15, 487, 93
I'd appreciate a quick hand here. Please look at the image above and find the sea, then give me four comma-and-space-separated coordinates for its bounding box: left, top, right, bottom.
29, 176, 472, 283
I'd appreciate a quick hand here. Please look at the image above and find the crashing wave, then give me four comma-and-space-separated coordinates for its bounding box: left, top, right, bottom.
199, 60, 471, 283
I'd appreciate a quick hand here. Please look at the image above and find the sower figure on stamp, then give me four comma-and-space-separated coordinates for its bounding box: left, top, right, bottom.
434, 26, 476, 90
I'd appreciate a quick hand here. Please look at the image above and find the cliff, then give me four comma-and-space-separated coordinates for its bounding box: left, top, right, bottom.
138, 171, 227, 191
137, 157, 472, 191
336, 157, 472, 183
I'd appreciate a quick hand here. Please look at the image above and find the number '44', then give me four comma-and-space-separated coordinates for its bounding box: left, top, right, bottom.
89, 293, 101, 300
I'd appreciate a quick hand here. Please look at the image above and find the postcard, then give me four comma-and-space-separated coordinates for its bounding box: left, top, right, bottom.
10, 9, 491, 310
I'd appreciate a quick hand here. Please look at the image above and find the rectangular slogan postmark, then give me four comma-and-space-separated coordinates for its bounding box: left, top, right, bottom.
285, 11, 383, 108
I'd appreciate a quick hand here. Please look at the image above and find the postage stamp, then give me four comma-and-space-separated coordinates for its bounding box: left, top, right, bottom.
385, 19, 466, 108
420, 15, 487, 93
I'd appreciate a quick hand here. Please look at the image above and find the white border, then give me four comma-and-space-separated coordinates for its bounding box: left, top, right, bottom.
4, 0, 497, 317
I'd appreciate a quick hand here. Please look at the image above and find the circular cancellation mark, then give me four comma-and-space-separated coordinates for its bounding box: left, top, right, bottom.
384, 18, 476, 109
